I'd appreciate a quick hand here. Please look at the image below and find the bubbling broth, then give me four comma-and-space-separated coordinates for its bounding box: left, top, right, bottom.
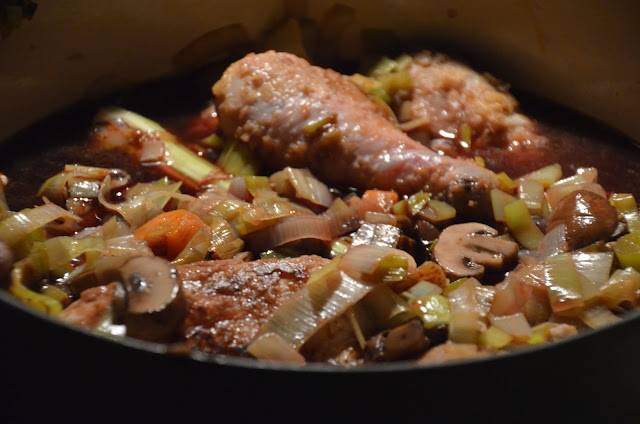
2, 50, 640, 367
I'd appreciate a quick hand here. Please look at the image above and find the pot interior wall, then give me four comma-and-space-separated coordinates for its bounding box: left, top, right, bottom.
0, 0, 639, 142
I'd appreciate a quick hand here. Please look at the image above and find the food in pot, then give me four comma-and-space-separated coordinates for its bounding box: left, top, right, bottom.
2, 47, 639, 367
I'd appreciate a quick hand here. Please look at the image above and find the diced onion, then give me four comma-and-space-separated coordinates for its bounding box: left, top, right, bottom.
579, 303, 621, 329
338, 245, 416, 283
270, 167, 333, 208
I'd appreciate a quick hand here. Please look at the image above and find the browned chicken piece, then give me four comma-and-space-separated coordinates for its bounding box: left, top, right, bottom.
213, 51, 507, 214
59, 283, 120, 329
178, 255, 329, 356
395, 51, 547, 156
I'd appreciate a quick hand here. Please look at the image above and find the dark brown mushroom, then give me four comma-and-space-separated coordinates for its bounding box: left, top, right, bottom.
433, 222, 519, 279
364, 319, 430, 362
547, 190, 619, 251
119, 256, 187, 342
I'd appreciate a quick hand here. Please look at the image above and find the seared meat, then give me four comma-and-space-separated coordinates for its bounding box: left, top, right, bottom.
59, 283, 119, 329
395, 51, 547, 156
213, 51, 506, 213
178, 255, 328, 355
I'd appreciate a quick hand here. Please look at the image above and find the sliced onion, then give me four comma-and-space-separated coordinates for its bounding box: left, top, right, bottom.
245, 215, 332, 253
246, 332, 306, 364
0, 202, 80, 246
489, 312, 532, 338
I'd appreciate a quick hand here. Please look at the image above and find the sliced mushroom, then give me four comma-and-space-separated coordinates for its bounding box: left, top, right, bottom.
67, 255, 186, 342
364, 319, 430, 362
433, 222, 519, 279
119, 256, 187, 342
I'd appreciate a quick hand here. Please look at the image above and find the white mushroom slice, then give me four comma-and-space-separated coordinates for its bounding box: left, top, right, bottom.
433, 223, 519, 278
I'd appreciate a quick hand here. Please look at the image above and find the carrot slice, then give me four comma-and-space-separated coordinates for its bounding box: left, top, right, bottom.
133, 210, 208, 260
361, 190, 399, 214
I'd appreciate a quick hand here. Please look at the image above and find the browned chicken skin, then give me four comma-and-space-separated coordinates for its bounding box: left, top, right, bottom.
213, 51, 506, 213
178, 255, 328, 355
395, 51, 548, 156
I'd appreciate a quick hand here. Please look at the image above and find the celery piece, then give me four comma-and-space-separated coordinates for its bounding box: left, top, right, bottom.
164, 141, 220, 184
610, 193, 640, 233
217, 140, 258, 176
517, 179, 544, 216
368, 57, 399, 78
443, 277, 468, 296
479, 326, 513, 349
424, 200, 456, 222
517, 163, 562, 188
303, 115, 335, 136
614, 232, 640, 272
329, 239, 349, 258
412, 294, 450, 329
369, 87, 392, 104
201, 133, 224, 149
474, 156, 485, 168
408, 191, 431, 216
97, 107, 166, 133
496, 172, 517, 192
504, 199, 544, 250
490, 189, 517, 223
373, 254, 408, 282
461, 124, 472, 147
392, 198, 409, 216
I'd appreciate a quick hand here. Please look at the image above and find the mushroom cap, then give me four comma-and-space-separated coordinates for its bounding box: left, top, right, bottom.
433, 222, 519, 279
547, 190, 619, 250
120, 256, 187, 342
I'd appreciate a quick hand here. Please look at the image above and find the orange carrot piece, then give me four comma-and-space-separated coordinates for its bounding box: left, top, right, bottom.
361, 190, 399, 214
133, 210, 208, 259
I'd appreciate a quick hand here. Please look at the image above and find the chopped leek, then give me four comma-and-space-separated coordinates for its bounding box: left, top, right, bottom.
614, 232, 640, 272
0, 203, 80, 246
412, 294, 450, 329
9, 259, 63, 315
258, 259, 378, 350
479, 326, 512, 349
504, 199, 544, 250
408, 191, 431, 216
610, 193, 640, 233
517, 163, 562, 188
217, 140, 258, 176
490, 189, 516, 223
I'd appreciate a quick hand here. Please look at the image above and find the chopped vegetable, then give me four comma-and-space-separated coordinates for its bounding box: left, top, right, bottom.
133, 209, 209, 260
504, 199, 544, 250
